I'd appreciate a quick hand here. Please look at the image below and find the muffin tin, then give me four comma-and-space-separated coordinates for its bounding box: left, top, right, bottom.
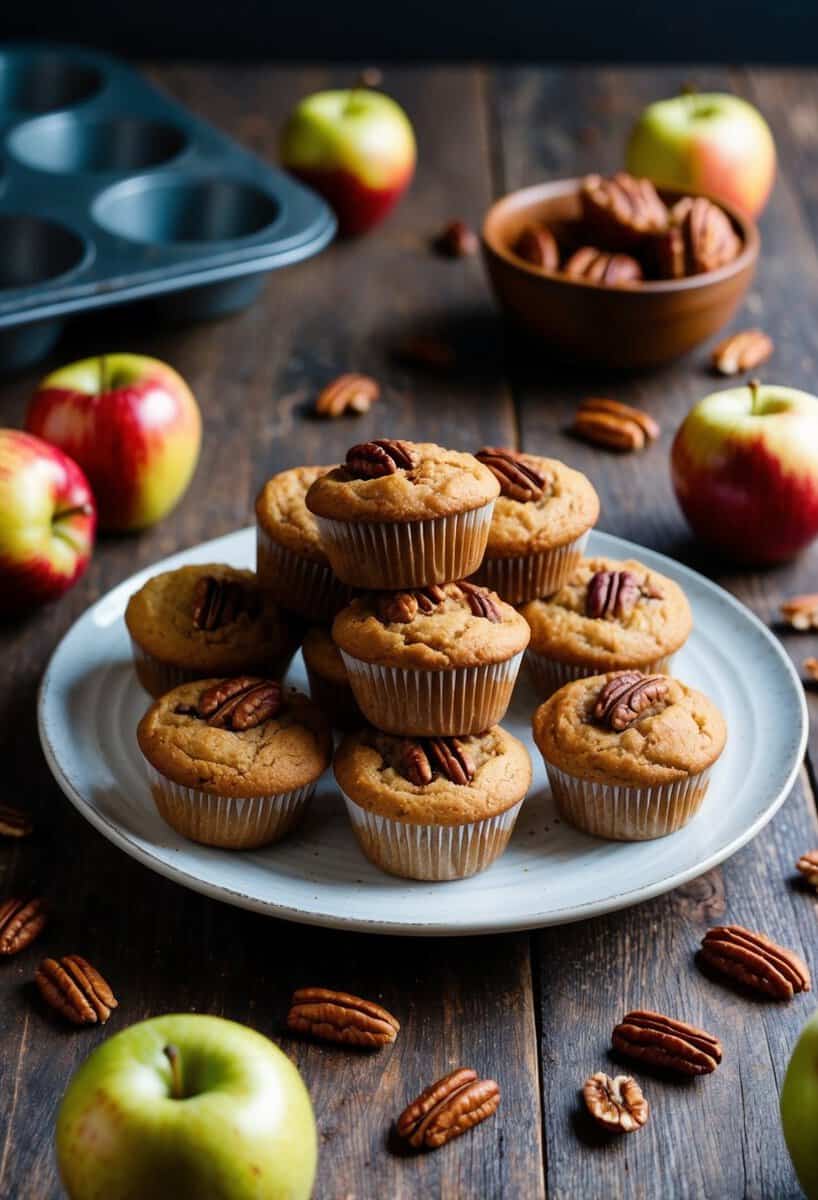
0, 44, 336, 371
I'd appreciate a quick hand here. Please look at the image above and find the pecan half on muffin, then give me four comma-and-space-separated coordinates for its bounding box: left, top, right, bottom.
137, 678, 332, 849
520, 556, 692, 697
332, 582, 529, 735
334, 725, 531, 880
533, 671, 726, 841
305, 439, 499, 589
469, 449, 599, 604
255, 465, 350, 623
302, 625, 363, 731
125, 564, 298, 698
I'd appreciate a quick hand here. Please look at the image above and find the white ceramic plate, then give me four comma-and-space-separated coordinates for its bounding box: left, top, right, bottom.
38, 527, 807, 936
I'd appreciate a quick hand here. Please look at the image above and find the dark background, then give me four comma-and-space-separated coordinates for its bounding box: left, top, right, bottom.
3, 0, 818, 62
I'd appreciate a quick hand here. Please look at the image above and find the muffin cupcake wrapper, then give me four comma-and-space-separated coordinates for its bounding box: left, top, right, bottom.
146, 765, 315, 850
129, 635, 298, 700
342, 790, 523, 881
339, 650, 524, 736
526, 650, 676, 700
544, 761, 712, 842
256, 526, 350, 623
471, 530, 590, 604
313, 501, 496, 590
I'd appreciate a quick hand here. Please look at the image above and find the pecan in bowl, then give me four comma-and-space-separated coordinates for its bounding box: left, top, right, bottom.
580, 172, 668, 247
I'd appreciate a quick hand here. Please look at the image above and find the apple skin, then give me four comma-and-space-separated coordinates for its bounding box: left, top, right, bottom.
26, 353, 201, 533
281, 88, 416, 236
57, 1014, 318, 1200
0, 429, 96, 617
671, 383, 818, 565
781, 1008, 818, 1198
626, 92, 776, 218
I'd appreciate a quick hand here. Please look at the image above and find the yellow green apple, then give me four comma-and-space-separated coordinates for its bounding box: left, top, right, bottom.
782, 1007, 818, 1198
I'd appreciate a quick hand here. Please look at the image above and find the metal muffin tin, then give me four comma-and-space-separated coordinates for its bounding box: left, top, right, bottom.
0, 44, 336, 371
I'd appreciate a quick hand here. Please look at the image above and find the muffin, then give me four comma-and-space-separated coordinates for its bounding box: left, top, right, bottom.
255, 465, 350, 623
302, 625, 363, 731
305, 439, 499, 589
334, 725, 531, 880
469, 449, 599, 603
521, 557, 692, 698
533, 671, 726, 841
137, 677, 332, 849
332, 582, 530, 736
125, 564, 298, 698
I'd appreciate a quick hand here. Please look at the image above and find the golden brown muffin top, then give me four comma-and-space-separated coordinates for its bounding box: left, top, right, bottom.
481, 453, 599, 557
255, 465, 335, 564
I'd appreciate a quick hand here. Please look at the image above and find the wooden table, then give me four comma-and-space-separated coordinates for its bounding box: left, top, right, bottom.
2, 62, 817, 1199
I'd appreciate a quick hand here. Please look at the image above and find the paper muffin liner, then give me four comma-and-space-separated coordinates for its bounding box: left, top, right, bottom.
129, 635, 297, 700
305, 664, 364, 731
544, 761, 713, 842
339, 650, 524, 736
145, 764, 315, 849
526, 650, 676, 700
470, 529, 590, 604
313, 500, 496, 589
342, 790, 523, 881
256, 525, 350, 623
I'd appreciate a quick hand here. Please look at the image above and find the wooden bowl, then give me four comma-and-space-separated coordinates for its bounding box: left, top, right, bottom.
481, 179, 759, 370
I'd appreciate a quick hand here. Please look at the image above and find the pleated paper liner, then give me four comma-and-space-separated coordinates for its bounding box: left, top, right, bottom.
526, 650, 676, 700
470, 529, 589, 605
256, 526, 350, 623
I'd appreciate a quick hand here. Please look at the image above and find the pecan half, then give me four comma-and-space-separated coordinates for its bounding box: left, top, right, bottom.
400, 740, 434, 787
699, 925, 811, 999
198, 677, 282, 731
581, 172, 668, 243
345, 439, 417, 478
578, 397, 660, 443
711, 329, 773, 376
593, 671, 670, 731
456, 580, 503, 622
563, 246, 643, 286
434, 219, 478, 258
191, 576, 260, 630
426, 737, 475, 785
796, 850, 818, 887
475, 446, 547, 502
781, 594, 818, 631
395, 335, 457, 371
583, 1072, 649, 1133
612, 1010, 722, 1076
0, 804, 33, 838
805, 657, 818, 683
513, 224, 560, 272
315, 373, 380, 418
35, 955, 118, 1025
416, 584, 447, 612
0, 897, 47, 957
657, 196, 741, 278
586, 570, 641, 620
396, 1068, 500, 1150
378, 591, 419, 623
572, 404, 648, 452
286, 987, 399, 1047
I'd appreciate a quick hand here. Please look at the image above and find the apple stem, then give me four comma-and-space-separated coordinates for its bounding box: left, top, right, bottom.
164, 1044, 183, 1099
54, 503, 94, 523
749, 378, 762, 415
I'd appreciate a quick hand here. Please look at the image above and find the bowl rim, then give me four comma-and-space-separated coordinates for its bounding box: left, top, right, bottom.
481, 176, 760, 294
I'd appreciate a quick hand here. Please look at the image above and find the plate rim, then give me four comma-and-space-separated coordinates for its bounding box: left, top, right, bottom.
37, 525, 809, 937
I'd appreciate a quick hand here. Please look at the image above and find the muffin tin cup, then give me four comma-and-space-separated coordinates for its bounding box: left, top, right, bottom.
470, 530, 590, 605
526, 650, 676, 700
341, 791, 523, 881
146, 765, 316, 850
256, 527, 350, 624
129, 635, 298, 700
304, 664, 364, 732
313, 502, 496, 590
339, 651, 524, 737
543, 761, 713, 842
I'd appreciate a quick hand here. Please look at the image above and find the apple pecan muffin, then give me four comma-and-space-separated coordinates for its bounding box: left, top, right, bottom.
334, 725, 531, 880
302, 625, 363, 731
137, 677, 331, 849
469, 449, 599, 603
533, 671, 726, 841
332, 581, 529, 735
305, 439, 499, 589
125, 564, 298, 698
520, 556, 692, 697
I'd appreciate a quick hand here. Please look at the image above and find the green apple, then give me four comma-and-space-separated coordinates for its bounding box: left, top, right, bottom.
57, 1014, 317, 1200
782, 1008, 818, 1198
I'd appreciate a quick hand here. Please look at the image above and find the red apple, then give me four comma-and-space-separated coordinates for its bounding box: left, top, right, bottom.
626, 92, 776, 218
0, 429, 96, 616
26, 353, 201, 533
280, 87, 416, 236
671, 382, 818, 564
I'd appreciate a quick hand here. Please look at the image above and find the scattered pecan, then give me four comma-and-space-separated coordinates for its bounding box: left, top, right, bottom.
796, 850, 818, 887
572, 397, 659, 452
586, 570, 641, 620
475, 446, 548, 502
35, 955, 118, 1025
395, 335, 457, 371
781, 594, 818, 631
657, 196, 741, 278
581, 172, 668, 244
434, 219, 478, 258
0, 804, 33, 839
583, 1072, 649, 1133
286, 987, 399, 1047
612, 1010, 722, 1076
378, 592, 419, 623
396, 1068, 500, 1150
804, 657, 818, 682
456, 579, 503, 622
563, 246, 643, 286
711, 329, 774, 376
400, 740, 434, 787
699, 925, 811, 1000
191, 575, 260, 630
0, 897, 47, 957
578, 397, 660, 443
315, 373, 380, 418
594, 671, 670, 731
426, 737, 475, 785
198, 677, 282, 731
345, 439, 417, 478
513, 224, 560, 272
357, 66, 383, 89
